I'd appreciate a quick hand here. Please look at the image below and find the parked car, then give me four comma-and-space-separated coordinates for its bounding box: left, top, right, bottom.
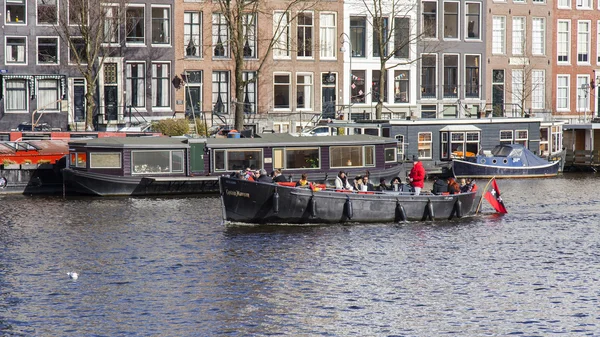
301, 126, 338, 136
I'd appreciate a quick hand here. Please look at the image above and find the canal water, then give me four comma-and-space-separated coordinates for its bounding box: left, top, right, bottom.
1, 173, 599, 336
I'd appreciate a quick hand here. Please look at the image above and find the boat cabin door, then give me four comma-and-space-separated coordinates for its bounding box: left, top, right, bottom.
190, 142, 206, 174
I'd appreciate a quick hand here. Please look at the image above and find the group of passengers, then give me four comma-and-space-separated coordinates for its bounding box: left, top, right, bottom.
432, 176, 476, 195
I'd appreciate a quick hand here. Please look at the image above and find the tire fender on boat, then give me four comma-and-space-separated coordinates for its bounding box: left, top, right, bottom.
310, 196, 317, 217
345, 196, 353, 220
451, 199, 463, 219
395, 199, 407, 222
422, 199, 434, 221
273, 190, 280, 214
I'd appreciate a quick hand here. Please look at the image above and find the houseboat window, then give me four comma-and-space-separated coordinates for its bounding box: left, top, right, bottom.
418, 132, 432, 159
273, 147, 320, 169
364, 128, 379, 136
330, 146, 374, 168
385, 148, 396, 162
450, 132, 466, 158
500, 130, 513, 145
395, 134, 405, 160
90, 152, 121, 168
214, 149, 263, 171
466, 132, 480, 157
214, 150, 226, 170
132, 150, 184, 174
551, 126, 562, 154
515, 130, 528, 147
441, 132, 448, 159
540, 128, 549, 156
69, 152, 86, 168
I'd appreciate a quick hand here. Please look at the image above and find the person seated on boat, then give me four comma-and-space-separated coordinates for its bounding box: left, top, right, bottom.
377, 177, 390, 191
447, 177, 461, 194
335, 171, 353, 190
353, 175, 363, 191
295, 173, 310, 187
244, 168, 254, 181
432, 175, 449, 195
273, 168, 288, 183
391, 177, 402, 191
408, 156, 425, 195
361, 175, 374, 191
460, 178, 472, 193
256, 169, 273, 183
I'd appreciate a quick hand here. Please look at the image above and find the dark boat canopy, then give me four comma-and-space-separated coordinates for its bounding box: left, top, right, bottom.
195, 133, 398, 148
489, 144, 549, 166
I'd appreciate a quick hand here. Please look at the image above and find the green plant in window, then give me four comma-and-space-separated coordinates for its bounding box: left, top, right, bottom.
305, 157, 318, 168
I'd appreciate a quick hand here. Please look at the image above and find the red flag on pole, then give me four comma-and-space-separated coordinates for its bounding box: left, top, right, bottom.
483, 178, 508, 214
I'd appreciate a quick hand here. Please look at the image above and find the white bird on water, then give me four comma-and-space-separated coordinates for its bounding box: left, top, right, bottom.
67, 272, 79, 280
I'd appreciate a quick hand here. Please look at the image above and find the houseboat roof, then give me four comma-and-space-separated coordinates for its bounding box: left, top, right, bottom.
199, 133, 397, 148
68, 136, 186, 149
388, 117, 543, 126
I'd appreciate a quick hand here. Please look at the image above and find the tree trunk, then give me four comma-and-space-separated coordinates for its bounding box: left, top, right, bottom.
234, 64, 245, 131
375, 64, 385, 119
85, 77, 96, 131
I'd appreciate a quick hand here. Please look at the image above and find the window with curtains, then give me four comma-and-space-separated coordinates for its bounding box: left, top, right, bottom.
492, 16, 505, 54
557, 20, 570, 63
212, 13, 229, 57
532, 70, 545, 109
532, 18, 545, 55
102, 5, 119, 44
557, 75, 569, 110
512, 17, 525, 55
273, 11, 290, 58
212, 71, 229, 114
6, 37, 27, 64
512, 69, 523, 106
152, 63, 170, 108
5, 79, 28, 112
296, 73, 313, 110
126, 63, 146, 108
243, 14, 256, 58
394, 70, 409, 103
320, 13, 336, 59
37, 79, 60, 111
152, 7, 170, 44
184, 12, 201, 57
242, 71, 256, 114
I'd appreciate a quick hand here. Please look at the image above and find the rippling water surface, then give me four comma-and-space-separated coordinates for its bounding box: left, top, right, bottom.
1, 174, 600, 336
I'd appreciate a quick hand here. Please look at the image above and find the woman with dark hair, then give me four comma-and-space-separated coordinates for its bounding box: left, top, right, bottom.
391, 177, 402, 191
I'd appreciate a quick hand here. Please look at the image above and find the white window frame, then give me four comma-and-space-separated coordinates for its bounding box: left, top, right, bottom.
273, 11, 290, 59
273, 72, 291, 111
443, 1, 460, 40
576, 0, 592, 9
395, 134, 405, 159
558, 0, 571, 8
3, 78, 29, 113
5, 36, 27, 65
465, 2, 481, 40
511, 69, 523, 107
101, 4, 119, 47
319, 12, 336, 59
329, 145, 376, 168
212, 70, 230, 114
36, 78, 61, 112
184, 11, 202, 58
36, 0, 58, 26
131, 150, 185, 175
577, 20, 591, 64
242, 13, 257, 59
212, 13, 229, 58
6, 0, 27, 25
422, 0, 438, 39
297, 11, 314, 59
273, 147, 321, 170
532, 17, 545, 56
557, 20, 570, 64
151, 5, 171, 47
68, 0, 87, 26
151, 62, 171, 110
89, 152, 122, 169
576, 75, 590, 112
499, 130, 514, 144
37, 36, 60, 65
515, 130, 528, 147
556, 75, 570, 111
418, 132, 433, 159
296, 72, 313, 111
492, 16, 506, 55
125, 5, 146, 46
531, 70, 545, 110
126, 61, 146, 110
512, 17, 525, 55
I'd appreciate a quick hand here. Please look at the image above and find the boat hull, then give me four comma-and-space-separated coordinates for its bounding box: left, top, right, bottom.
219, 176, 477, 225
452, 159, 560, 178
62, 168, 219, 196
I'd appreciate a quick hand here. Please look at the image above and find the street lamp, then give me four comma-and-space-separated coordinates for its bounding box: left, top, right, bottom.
340, 32, 352, 120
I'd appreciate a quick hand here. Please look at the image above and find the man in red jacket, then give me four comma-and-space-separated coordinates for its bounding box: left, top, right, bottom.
408, 155, 425, 195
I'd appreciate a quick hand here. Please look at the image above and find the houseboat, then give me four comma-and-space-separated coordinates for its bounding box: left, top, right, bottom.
62, 134, 403, 196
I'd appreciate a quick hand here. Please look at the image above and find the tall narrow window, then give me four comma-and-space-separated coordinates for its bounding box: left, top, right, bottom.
37, 0, 57, 24
576, 75, 590, 112
443, 55, 458, 98
243, 14, 256, 58
394, 17, 409, 58
296, 73, 313, 110
38, 37, 59, 64
152, 63, 170, 108
126, 7, 145, 44
577, 21, 590, 63
243, 71, 256, 114
531, 70, 545, 109
465, 2, 480, 39
126, 63, 146, 108
274, 74, 291, 109
422, 1, 437, 38
372, 70, 387, 103
351, 70, 366, 103
6, 37, 27, 64
184, 12, 201, 57
557, 75, 569, 110
297, 12, 313, 57
152, 7, 170, 45
558, 20, 570, 63
320, 13, 336, 59
394, 70, 409, 103
273, 11, 290, 58
212, 71, 229, 114
103, 5, 119, 44
185, 70, 202, 114
37, 79, 60, 111
373, 17, 388, 57
512, 17, 525, 55
465, 55, 479, 98
418, 132, 433, 159
444, 2, 458, 39
212, 13, 229, 57
512, 69, 523, 107
350, 17, 366, 57
492, 16, 506, 54
532, 18, 545, 55
421, 55, 436, 98
5, 79, 28, 112
7, 0, 26, 24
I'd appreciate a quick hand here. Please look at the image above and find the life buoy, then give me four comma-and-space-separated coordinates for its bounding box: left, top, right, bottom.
0, 176, 7, 189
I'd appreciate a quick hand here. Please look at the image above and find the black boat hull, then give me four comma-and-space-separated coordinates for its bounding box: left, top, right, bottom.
219, 177, 477, 225
452, 159, 560, 178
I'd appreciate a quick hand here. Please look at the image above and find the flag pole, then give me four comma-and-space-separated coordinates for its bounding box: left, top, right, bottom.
475, 176, 495, 214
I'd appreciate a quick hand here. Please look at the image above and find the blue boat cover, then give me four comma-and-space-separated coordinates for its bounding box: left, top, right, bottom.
489, 144, 549, 166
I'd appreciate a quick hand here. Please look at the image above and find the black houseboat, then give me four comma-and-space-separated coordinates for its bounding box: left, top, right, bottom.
62, 134, 403, 196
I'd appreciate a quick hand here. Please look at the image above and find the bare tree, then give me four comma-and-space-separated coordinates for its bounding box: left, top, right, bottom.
54, 0, 127, 130
213, 0, 319, 131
